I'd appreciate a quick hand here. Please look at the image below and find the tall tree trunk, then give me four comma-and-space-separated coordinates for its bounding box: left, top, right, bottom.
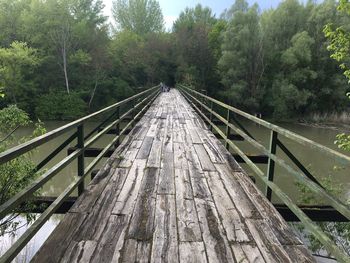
88, 79, 98, 110
62, 42, 70, 94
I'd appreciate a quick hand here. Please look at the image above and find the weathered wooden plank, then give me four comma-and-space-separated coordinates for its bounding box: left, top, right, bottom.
185, 144, 203, 172
175, 168, 192, 200
176, 199, 202, 242
31, 213, 88, 262
182, 123, 193, 144
92, 215, 129, 263
71, 173, 131, 244
164, 115, 174, 153
193, 117, 207, 129
112, 159, 147, 215
130, 140, 143, 149
136, 136, 153, 159
174, 142, 188, 169
61, 240, 97, 263
120, 240, 151, 263
118, 148, 139, 167
193, 144, 216, 171
146, 122, 158, 137
195, 198, 235, 263
128, 167, 158, 240
231, 243, 266, 263
158, 152, 175, 194
151, 194, 179, 262
186, 146, 212, 201
147, 139, 162, 168
89, 168, 129, 215
120, 239, 137, 263
156, 118, 167, 141
164, 133, 173, 153
69, 165, 115, 213
136, 242, 151, 263
215, 164, 262, 219
179, 242, 207, 263
235, 171, 303, 245
245, 219, 292, 262
204, 132, 242, 171
161, 106, 168, 119
189, 170, 212, 201
175, 169, 202, 242
283, 245, 316, 262
203, 140, 225, 164
185, 120, 202, 144
205, 171, 252, 242
156, 106, 163, 118
173, 120, 186, 143
135, 125, 150, 141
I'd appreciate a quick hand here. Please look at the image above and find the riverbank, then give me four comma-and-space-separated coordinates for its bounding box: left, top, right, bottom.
298, 121, 350, 133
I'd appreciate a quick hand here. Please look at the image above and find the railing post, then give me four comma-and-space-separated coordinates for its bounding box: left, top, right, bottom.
225, 109, 231, 150
266, 130, 278, 201
77, 124, 85, 196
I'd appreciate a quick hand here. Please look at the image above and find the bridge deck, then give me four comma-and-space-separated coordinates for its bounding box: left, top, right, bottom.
32, 90, 314, 262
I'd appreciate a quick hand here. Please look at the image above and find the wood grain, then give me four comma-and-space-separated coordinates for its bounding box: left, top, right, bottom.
32, 90, 314, 263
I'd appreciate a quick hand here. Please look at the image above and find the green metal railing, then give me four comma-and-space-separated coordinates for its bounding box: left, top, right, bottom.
179, 84, 350, 262
0, 85, 160, 262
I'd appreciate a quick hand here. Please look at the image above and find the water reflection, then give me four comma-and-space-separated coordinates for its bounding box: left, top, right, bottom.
0, 214, 62, 262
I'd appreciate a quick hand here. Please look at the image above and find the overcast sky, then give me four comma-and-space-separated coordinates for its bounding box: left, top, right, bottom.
103, 0, 313, 30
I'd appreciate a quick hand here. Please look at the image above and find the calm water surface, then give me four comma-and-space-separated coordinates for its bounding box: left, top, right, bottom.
0, 120, 349, 262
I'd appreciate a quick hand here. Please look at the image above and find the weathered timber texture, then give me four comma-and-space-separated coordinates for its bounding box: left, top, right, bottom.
32, 90, 315, 263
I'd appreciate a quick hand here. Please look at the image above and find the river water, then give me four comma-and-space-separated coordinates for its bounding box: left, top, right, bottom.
0, 120, 349, 262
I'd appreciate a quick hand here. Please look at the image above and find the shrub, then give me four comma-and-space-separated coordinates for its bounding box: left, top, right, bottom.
35, 92, 87, 120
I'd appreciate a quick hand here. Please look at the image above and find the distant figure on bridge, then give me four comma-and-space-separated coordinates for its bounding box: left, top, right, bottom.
160, 82, 169, 92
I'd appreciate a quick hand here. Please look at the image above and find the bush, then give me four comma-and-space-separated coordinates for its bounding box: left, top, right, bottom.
0, 105, 46, 235
35, 92, 87, 120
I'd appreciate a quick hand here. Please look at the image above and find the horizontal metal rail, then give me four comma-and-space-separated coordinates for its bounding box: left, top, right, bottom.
0, 88, 159, 262
179, 84, 350, 165
179, 86, 350, 262
182, 89, 350, 219
0, 86, 159, 165
0, 89, 158, 219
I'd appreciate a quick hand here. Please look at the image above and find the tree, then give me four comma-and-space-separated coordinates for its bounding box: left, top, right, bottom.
112, 0, 164, 35
268, 31, 316, 118
0, 104, 46, 235
324, 0, 350, 82
173, 4, 216, 32
219, 1, 264, 112
173, 4, 219, 93
0, 41, 39, 104
324, 0, 350, 156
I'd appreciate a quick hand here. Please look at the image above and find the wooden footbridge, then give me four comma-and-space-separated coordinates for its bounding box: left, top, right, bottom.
0, 86, 350, 262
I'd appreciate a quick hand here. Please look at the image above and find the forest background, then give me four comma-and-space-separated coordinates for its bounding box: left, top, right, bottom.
0, 0, 349, 121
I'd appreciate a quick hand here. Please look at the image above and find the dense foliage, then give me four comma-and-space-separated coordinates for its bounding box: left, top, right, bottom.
0, 0, 349, 121
0, 104, 45, 234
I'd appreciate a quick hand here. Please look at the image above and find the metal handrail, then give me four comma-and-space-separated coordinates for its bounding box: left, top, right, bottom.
179, 84, 350, 165
0, 87, 160, 262
0, 85, 159, 165
179, 85, 350, 262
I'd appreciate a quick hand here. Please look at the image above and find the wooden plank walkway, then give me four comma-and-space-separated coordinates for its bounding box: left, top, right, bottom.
32, 90, 315, 262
